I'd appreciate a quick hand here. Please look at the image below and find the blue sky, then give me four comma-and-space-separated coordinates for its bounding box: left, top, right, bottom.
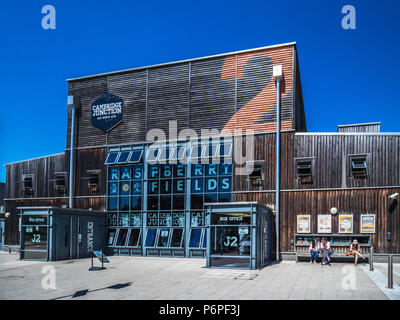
0, 0, 399, 182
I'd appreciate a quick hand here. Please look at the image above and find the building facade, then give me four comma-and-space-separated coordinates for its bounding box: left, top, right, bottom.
4, 42, 400, 257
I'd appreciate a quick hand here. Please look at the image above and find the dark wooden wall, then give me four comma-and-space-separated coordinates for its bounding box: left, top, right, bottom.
67, 44, 299, 149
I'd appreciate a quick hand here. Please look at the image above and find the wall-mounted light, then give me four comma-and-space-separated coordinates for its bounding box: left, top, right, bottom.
330, 207, 338, 215
4, 212, 10, 218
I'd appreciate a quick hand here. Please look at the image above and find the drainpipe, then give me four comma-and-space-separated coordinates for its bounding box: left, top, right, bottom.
68, 96, 75, 208
273, 65, 283, 261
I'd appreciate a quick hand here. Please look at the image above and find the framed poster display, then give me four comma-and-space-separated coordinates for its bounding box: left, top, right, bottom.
297, 215, 311, 234
360, 214, 376, 233
339, 214, 353, 233
318, 215, 332, 233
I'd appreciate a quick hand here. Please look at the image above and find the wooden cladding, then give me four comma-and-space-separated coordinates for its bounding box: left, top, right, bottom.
235, 188, 400, 254
67, 44, 298, 148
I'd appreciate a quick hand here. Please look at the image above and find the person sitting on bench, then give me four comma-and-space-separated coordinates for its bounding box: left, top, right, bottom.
350, 239, 366, 266
309, 239, 319, 264
320, 238, 331, 265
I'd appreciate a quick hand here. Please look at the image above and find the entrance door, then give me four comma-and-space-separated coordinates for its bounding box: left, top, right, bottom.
0, 220, 4, 250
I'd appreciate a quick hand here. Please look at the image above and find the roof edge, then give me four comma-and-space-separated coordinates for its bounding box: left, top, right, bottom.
66, 42, 297, 82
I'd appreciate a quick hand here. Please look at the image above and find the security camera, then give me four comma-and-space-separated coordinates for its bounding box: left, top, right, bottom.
388, 193, 399, 200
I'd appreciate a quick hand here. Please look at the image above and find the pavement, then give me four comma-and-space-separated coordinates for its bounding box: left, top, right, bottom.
0, 251, 398, 300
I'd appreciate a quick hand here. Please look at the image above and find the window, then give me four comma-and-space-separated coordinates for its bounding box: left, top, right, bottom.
157, 228, 170, 247
170, 229, 184, 247
23, 175, 34, 195
189, 228, 202, 248
88, 171, 100, 192
55, 173, 66, 194
128, 150, 143, 163
105, 152, 119, 165
145, 228, 158, 247
351, 158, 367, 175
127, 229, 141, 247
218, 142, 233, 158
116, 151, 131, 164
297, 161, 312, 177
116, 228, 128, 246
249, 166, 262, 179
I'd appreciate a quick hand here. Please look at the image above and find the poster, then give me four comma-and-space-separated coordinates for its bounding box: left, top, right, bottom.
360, 214, 376, 233
339, 214, 353, 233
318, 215, 332, 233
297, 215, 311, 233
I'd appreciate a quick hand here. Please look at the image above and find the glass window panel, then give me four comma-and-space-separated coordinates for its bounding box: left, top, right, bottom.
219, 176, 232, 193
157, 228, 170, 247
108, 197, 118, 211
159, 212, 172, 226
130, 213, 142, 226
147, 212, 159, 227
191, 178, 204, 193
218, 193, 232, 202
191, 164, 204, 176
191, 212, 205, 227
107, 229, 117, 246
161, 165, 173, 178
173, 195, 185, 210
172, 145, 186, 161
119, 197, 130, 211
205, 178, 218, 193
174, 164, 186, 177
108, 213, 118, 226
118, 213, 130, 227
190, 144, 203, 159
148, 165, 160, 178
170, 229, 183, 247
23, 226, 47, 250
160, 180, 172, 194
116, 228, 129, 246
147, 147, 159, 162
189, 228, 202, 248
219, 142, 233, 158
147, 196, 158, 210
131, 196, 142, 211
159, 148, 173, 161
108, 182, 119, 196
205, 164, 218, 176
120, 181, 131, 196
127, 228, 141, 247
204, 193, 218, 203
173, 179, 185, 193
117, 151, 131, 164
108, 167, 120, 180
210, 226, 251, 256
132, 165, 143, 180
160, 195, 172, 210
120, 166, 131, 180
219, 163, 232, 176
148, 180, 159, 194
145, 228, 158, 247
132, 181, 142, 195
203, 143, 219, 158
128, 150, 143, 163
191, 194, 203, 209
172, 212, 185, 227
105, 152, 119, 165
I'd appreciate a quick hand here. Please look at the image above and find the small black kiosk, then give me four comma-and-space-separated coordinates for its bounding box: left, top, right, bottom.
205, 202, 274, 269
19, 207, 107, 261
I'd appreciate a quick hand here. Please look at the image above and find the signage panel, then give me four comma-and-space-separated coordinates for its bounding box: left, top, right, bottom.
91, 92, 124, 132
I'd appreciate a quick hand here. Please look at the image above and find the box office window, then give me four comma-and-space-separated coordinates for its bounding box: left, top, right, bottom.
23, 226, 47, 251
210, 226, 251, 256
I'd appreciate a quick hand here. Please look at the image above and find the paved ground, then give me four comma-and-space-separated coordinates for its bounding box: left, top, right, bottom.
0, 251, 398, 300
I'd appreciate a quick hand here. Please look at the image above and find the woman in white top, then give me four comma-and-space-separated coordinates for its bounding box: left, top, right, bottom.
309, 239, 319, 264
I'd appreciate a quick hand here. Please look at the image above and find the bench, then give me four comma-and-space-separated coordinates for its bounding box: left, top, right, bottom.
295, 245, 371, 263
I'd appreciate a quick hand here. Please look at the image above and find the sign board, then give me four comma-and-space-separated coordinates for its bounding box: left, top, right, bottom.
91, 92, 124, 132
339, 214, 353, 233
318, 215, 332, 233
360, 214, 376, 233
93, 251, 110, 263
297, 215, 311, 233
